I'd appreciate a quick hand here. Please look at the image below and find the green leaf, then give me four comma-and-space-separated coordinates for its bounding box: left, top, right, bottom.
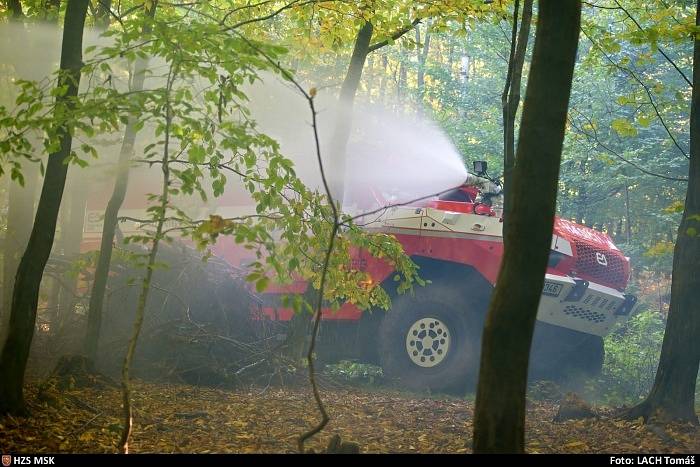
255, 276, 270, 293
664, 201, 685, 213
611, 118, 638, 137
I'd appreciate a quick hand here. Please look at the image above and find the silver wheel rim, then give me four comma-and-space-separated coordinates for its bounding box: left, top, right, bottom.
405, 317, 450, 368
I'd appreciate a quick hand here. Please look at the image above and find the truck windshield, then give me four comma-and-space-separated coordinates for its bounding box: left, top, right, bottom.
438, 189, 473, 203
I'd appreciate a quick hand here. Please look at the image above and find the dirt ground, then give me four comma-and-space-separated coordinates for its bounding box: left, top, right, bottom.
1, 380, 698, 454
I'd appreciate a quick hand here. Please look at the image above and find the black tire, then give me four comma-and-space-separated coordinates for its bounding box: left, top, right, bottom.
378, 287, 484, 392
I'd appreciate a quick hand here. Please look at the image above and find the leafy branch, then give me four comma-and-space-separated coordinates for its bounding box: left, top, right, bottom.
568, 106, 688, 182
611, 0, 692, 88
581, 27, 690, 159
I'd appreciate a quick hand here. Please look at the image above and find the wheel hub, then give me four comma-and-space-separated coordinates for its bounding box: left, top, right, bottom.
405, 317, 450, 368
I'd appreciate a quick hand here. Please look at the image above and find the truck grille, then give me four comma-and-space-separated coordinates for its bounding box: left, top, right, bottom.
572, 240, 628, 290
562, 304, 606, 324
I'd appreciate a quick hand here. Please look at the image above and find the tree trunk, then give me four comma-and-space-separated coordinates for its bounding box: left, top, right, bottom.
364, 55, 373, 99
47, 202, 68, 340
606, 222, 614, 237
41, 0, 60, 22
576, 159, 587, 224
0, 0, 89, 415
1, 13, 53, 347
120, 60, 175, 453
46, 277, 61, 337
625, 185, 632, 243
7, 0, 24, 18
2, 0, 27, 345
473, 0, 581, 453
95, 0, 112, 28
378, 53, 388, 105
501, 0, 520, 179
1, 164, 39, 347
399, 58, 407, 99
328, 21, 374, 203
57, 183, 88, 325
502, 0, 533, 242
280, 287, 318, 360
621, 0, 700, 425
83, 4, 156, 362
416, 23, 431, 114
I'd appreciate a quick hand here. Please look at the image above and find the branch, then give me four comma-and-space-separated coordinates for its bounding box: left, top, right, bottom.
367, 18, 422, 53
225, 0, 317, 31
581, 1, 622, 11
119, 59, 178, 454
221, 0, 278, 23
93, 0, 128, 28
227, 30, 335, 452
581, 27, 690, 159
569, 107, 688, 182
501, 0, 520, 108
612, 0, 692, 88
295, 93, 336, 455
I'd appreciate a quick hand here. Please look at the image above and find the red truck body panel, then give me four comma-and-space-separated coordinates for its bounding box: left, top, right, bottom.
82, 168, 632, 329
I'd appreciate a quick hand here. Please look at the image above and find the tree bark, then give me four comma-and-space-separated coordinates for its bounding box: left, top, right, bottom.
397, 59, 406, 106
327, 16, 421, 199
0, 0, 89, 415
83, 3, 156, 362
41, 0, 60, 22
615, 219, 623, 242
625, 184, 632, 243
56, 183, 88, 325
46, 276, 61, 336
47, 203, 68, 340
502, 0, 533, 242
378, 53, 388, 105
415, 23, 431, 114
473, 0, 581, 453
327, 21, 374, 203
621, 0, 700, 425
501, 0, 520, 172
95, 0, 112, 29
576, 159, 587, 224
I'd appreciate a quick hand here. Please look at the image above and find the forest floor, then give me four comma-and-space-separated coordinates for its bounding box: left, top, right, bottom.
1, 380, 698, 454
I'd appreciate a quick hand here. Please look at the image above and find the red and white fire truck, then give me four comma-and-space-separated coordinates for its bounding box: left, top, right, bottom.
84, 161, 639, 391
254, 161, 639, 391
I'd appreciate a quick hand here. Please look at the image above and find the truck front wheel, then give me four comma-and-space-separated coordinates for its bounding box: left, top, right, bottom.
378, 290, 482, 393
